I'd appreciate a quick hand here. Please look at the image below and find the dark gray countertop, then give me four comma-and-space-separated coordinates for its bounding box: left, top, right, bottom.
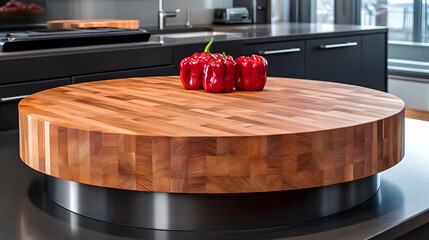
154, 23, 387, 46
0, 22, 389, 87
0, 23, 387, 60
0, 117, 428, 239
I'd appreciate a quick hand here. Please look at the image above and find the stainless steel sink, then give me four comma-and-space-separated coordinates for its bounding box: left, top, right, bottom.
146, 26, 213, 34
156, 31, 240, 38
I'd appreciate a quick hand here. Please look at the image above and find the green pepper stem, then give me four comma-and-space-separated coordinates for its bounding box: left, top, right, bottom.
222, 51, 226, 56
204, 37, 214, 53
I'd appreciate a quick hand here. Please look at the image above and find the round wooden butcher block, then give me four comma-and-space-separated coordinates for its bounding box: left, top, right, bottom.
18, 76, 405, 193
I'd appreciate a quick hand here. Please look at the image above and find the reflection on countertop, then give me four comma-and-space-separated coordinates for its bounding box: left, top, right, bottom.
150, 22, 387, 45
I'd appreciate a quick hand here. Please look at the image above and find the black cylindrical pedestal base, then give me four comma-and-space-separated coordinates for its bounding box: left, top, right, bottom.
44, 175, 380, 230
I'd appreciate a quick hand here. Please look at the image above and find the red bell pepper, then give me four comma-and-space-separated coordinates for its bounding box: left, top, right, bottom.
235, 54, 268, 91
179, 38, 216, 90
203, 55, 236, 93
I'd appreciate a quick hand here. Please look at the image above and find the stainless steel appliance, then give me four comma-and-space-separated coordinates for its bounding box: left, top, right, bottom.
233, 0, 270, 24
213, 7, 252, 24
0, 28, 151, 52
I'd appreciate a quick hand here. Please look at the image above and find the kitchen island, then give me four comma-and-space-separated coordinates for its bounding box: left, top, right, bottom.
19, 76, 404, 230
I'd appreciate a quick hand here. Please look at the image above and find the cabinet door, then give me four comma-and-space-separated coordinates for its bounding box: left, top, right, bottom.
306, 36, 361, 86
0, 78, 72, 131
0, 46, 173, 85
73, 65, 176, 83
244, 40, 305, 78
362, 34, 387, 91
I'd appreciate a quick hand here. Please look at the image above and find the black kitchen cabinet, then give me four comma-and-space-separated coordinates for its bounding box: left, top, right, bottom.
244, 40, 306, 78
306, 36, 362, 86
0, 24, 388, 132
0, 78, 72, 131
0, 45, 173, 85
362, 34, 386, 91
73, 65, 176, 83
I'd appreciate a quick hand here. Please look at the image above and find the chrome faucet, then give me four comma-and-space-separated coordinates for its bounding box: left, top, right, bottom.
186, 8, 192, 28
158, 0, 180, 30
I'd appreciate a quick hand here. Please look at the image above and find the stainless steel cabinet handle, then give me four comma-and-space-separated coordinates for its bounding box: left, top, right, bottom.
0, 95, 29, 103
320, 42, 358, 49
258, 48, 301, 55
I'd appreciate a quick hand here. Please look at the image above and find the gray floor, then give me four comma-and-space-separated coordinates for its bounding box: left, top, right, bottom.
1, 118, 429, 239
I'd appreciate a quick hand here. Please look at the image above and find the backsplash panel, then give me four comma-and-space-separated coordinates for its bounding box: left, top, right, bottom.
46, 0, 233, 27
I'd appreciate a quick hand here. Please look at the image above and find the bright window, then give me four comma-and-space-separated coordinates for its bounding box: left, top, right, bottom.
361, 0, 429, 43
315, 0, 335, 23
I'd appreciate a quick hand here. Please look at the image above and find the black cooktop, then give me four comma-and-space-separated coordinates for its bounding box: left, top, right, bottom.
0, 27, 151, 52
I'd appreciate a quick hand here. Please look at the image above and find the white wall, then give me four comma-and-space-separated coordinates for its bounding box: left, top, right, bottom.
389, 77, 429, 111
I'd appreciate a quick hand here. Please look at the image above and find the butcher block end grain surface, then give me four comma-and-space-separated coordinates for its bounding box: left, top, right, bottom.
46, 19, 140, 29
18, 76, 405, 193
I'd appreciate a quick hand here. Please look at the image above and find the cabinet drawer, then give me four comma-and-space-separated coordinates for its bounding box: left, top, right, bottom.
0, 46, 173, 85
306, 36, 361, 86
244, 40, 305, 78
73, 65, 176, 83
0, 77, 72, 131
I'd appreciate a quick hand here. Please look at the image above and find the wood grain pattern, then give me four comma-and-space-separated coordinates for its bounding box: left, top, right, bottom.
19, 76, 405, 193
405, 108, 429, 121
46, 19, 140, 29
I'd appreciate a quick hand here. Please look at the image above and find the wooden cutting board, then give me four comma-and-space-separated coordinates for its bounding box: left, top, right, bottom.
46, 19, 140, 29
19, 76, 405, 193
